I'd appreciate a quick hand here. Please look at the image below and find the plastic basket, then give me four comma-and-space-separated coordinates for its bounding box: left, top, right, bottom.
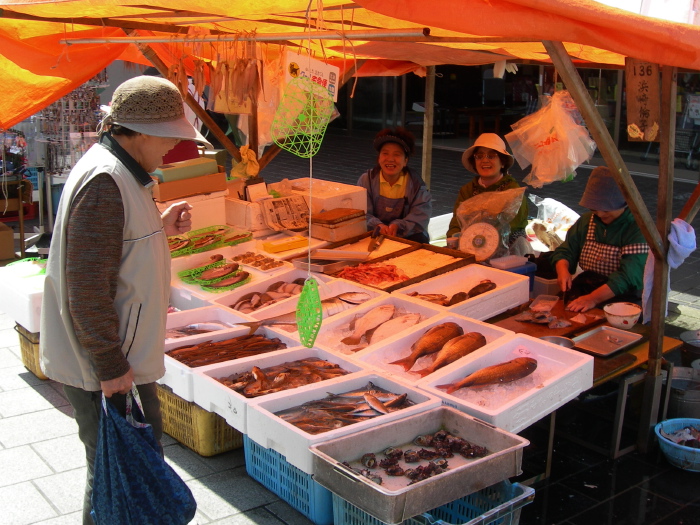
654, 418, 700, 472
243, 436, 333, 525
156, 384, 243, 456
332, 480, 535, 525
14, 323, 48, 380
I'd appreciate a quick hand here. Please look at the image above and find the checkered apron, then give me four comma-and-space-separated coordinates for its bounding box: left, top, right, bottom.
579, 215, 648, 276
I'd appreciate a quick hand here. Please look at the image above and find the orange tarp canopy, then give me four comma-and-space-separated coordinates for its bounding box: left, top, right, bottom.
1, 0, 700, 128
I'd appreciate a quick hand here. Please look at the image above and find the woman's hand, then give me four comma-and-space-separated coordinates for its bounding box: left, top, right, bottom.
101, 368, 134, 398
162, 201, 192, 236
555, 259, 573, 294
565, 294, 597, 313
378, 223, 398, 237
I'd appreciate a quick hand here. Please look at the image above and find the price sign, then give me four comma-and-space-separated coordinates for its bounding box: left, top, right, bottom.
625, 58, 661, 142
285, 51, 339, 102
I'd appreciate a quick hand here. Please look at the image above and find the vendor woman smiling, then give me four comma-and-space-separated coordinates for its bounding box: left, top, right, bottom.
357, 127, 431, 243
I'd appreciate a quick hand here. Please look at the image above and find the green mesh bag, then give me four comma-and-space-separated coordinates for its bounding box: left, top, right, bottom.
296, 278, 323, 347
271, 77, 334, 158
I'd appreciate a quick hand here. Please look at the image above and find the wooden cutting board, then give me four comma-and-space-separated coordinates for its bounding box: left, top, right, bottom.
494, 300, 606, 339
311, 208, 365, 225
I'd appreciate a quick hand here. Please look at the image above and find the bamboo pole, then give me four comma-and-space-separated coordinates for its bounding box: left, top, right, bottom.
543, 40, 665, 260
421, 66, 435, 189
637, 66, 676, 453
136, 41, 242, 162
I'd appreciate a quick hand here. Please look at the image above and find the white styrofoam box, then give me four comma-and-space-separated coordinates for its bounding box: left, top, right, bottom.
254, 234, 329, 261
165, 304, 251, 344
192, 346, 368, 433
161, 326, 298, 402
0, 267, 45, 333
169, 285, 211, 312
246, 372, 442, 474
287, 177, 367, 215
249, 279, 388, 342
419, 333, 594, 433
211, 268, 334, 316
353, 313, 513, 384
396, 264, 529, 321
156, 189, 228, 232
313, 295, 445, 356
225, 197, 273, 232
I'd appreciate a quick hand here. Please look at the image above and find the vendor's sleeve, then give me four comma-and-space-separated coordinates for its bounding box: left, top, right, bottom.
551, 215, 586, 271
357, 172, 381, 230
446, 184, 472, 238
606, 228, 649, 295
65, 174, 129, 382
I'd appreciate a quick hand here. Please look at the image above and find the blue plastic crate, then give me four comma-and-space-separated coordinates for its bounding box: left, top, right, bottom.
503, 262, 536, 292
332, 480, 535, 525
243, 436, 333, 525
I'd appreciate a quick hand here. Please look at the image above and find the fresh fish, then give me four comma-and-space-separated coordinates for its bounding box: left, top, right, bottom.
341, 304, 396, 345
447, 292, 468, 306
165, 321, 233, 339
548, 317, 572, 329
406, 292, 449, 306
438, 357, 538, 393
413, 332, 487, 378
363, 393, 389, 414
389, 322, 464, 371
234, 292, 372, 332
369, 313, 422, 344
467, 280, 497, 298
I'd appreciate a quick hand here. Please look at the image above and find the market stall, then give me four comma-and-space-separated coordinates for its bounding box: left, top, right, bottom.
1, 1, 699, 523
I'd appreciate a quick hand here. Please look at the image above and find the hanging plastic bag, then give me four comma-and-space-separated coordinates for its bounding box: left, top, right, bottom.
91, 386, 197, 525
455, 187, 525, 261
506, 91, 596, 188
526, 195, 580, 252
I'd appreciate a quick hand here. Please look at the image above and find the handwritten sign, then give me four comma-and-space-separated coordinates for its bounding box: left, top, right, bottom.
285, 51, 339, 102
625, 58, 661, 142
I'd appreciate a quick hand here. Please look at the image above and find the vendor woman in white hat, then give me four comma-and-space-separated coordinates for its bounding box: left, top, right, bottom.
357, 127, 431, 243
551, 166, 649, 313
446, 133, 528, 244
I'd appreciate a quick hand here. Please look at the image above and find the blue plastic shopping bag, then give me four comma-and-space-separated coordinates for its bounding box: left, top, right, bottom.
91, 386, 197, 525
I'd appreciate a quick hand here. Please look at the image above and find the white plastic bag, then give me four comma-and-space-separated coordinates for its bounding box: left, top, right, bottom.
506, 91, 596, 188
526, 195, 580, 252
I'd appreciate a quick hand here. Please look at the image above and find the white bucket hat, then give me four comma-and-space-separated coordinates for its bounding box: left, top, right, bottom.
100, 76, 212, 149
461, 133, 514, 173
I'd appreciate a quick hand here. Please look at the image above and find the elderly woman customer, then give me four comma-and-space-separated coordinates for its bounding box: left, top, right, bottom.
41, 75, 212, 524
446, 133, 528, 245
357, 127, 431, 243
552, 166, 649, 313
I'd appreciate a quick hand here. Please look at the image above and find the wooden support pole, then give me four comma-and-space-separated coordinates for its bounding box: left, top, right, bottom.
678, 181, 700, 223
421, 66, 435, 189
543, 41, 664, 260
637, 66, 677, 453
136, 41, 242, 162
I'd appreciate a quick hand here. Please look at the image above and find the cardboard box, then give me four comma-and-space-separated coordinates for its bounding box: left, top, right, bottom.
0, 223, 14, 260
152, 170, 227, 202
153, 157, 218, 183
225, 198, 270, 231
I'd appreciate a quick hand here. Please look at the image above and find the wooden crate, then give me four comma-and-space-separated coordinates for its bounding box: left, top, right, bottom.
156, 383, 244, 456
14, 323, 48, 380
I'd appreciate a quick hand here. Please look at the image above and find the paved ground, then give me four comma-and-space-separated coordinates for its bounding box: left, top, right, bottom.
0, 127, 698, 524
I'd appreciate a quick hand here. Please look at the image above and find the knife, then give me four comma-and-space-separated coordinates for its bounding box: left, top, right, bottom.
367, 225, 385, 252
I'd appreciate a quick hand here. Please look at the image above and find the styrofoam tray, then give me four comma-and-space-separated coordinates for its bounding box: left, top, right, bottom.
160, 327, 298, 402
211, 268, 334, 316
169, 284, 211, 312
249, 279, 387, 340
353, 313, 513, 384
165, 304, 251, 344
192, 346, 368, 433
313, 295, 445, 355
419, 333, 593, 433
310, 406, 528, 524
246, 373, 442, 474
395, 264, 529, 321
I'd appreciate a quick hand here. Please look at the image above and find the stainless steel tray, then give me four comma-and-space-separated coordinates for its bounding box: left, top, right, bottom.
572, 326, 643, 357
290, 257, 351, 274
310, 406, 527, 524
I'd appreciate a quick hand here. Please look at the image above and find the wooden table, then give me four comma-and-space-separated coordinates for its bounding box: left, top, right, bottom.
492, 302, 682, 478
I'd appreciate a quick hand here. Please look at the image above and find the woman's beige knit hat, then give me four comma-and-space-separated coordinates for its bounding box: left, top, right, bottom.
461, 133, 514, 173
100, 76, 212, 148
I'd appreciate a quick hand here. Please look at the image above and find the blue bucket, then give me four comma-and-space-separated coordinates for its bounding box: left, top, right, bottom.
654, 418, 700, 472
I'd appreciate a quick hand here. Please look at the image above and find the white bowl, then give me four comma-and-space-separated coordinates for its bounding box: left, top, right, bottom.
603, 302, 642, 330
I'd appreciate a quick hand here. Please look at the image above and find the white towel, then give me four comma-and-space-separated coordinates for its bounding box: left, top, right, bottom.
642, 218, 697, 323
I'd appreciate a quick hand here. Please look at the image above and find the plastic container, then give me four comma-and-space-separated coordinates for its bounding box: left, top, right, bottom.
654, 418, 700, 472
529, 295, 559, 313
501, 262, 537, 292
490, 255, 528, 270
244, 436, 333, 525
332, 480, 535, 525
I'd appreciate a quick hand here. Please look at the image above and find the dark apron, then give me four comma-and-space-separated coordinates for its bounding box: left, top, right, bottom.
374, 194, 405, 224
